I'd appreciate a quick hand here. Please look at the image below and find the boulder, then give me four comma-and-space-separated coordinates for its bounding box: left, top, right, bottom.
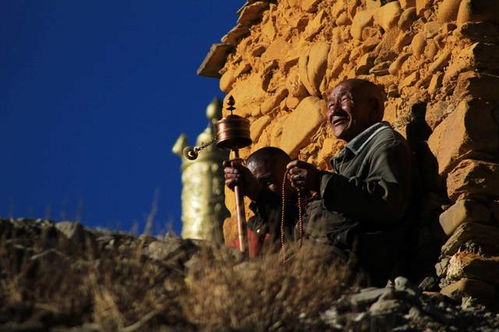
306, 42, 330, 96
455, 72, 499, 100
280, 96, 324, 156
439, 199, 491, 236
56, 222, 85, 242
446, 159, 499, 201
398, 8, 418, 30
428, 99, 498, 175
441, 222, 499, 256
238, 1, 269, 27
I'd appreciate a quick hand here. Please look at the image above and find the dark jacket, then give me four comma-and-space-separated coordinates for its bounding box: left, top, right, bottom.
305, 121, 413, 285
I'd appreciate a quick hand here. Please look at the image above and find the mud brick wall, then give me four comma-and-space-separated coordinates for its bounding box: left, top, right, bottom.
199, 0, 499, 304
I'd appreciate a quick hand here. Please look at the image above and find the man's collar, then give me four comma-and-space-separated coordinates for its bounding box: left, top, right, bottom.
344, 121, 390, 155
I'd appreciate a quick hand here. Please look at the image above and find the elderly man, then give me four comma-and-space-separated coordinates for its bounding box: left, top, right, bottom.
287, 79, 413, 286
224, 147, 299, 257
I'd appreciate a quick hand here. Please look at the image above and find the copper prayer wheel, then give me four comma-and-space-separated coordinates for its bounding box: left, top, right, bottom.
215, 114, 252, 150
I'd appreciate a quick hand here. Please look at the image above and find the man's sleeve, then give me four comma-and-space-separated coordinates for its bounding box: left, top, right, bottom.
320, 141, 412, 225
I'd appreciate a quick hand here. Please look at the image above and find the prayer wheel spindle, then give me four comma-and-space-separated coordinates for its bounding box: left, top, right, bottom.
182, 96, 252, 252
216, 96, 252, 253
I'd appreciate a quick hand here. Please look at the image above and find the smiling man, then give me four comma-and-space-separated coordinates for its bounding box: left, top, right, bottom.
287, 78, 413, 286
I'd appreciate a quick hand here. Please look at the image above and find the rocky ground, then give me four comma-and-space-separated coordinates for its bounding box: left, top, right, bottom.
1, 218, 498, 331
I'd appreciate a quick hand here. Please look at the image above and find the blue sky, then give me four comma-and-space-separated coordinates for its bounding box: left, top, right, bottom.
0, 1, 242, 234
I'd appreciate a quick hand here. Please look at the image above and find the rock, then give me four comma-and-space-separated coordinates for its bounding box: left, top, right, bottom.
351, 8, 376, 40
261, 88, 288, 114
261, 39, 290, 63
425, 21, 441, 39
457, 0, 499, 27
437, 0, 462, 23
428, 99, 498, 175
446, 159, 499, 201
441, 222, 499, 256
416, 0, 432, 15
146, 238, 198, 264
401, 71, 420, 88
220, 69, 235, 92
389, 53, 411, 75
56, 222, 85, 242
441, 278, 495, 305
455, 72, 499, 101
446, 251, 499, 285
355, 53, 375, 75
410, 32, 426, 58
370, 299, 404, 313
398, 7, 418, 30
400, 0, 416, 9
280, 96, 324, 156
436, 257, 450, 277
395, 31, 413, 51
374, 1, 402, 31
350, 288, 386, 307
306, 42, 330, 96
428, 72, 443, 96
428, 49, 451, 73
250, 115, 271, 142
237, 1, 269, 26
221, 25, 249, 46
300, 0, 321, 13
457, 22, 499, 43
439, 199, 491, 236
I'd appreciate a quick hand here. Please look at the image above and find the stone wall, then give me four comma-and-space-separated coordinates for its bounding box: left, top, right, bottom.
199, 0, 499, 305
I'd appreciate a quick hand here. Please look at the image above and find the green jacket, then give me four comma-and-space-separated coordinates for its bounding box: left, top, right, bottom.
305, 121, 413, 285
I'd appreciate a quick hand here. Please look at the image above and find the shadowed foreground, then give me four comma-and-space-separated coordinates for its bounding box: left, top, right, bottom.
0, 218, 498, 331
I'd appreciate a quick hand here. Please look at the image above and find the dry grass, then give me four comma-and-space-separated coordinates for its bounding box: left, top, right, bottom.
183, 243, 359, 331
0, 220, 360, 331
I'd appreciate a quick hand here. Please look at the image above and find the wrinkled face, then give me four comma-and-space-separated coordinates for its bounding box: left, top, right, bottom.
247, 159, 287, 195
326, 81, 378, 142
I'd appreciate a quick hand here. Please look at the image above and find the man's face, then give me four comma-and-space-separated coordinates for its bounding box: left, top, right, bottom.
326, 81, 378, 142
247, 159, 286, 195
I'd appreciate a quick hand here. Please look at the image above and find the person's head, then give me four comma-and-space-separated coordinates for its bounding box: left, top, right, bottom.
326, 79, 386, 142
246, 147, 291, 195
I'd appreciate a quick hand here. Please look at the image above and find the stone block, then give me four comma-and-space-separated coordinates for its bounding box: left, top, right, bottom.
428, 48, 451, 73
261, 88, 288, 114
441, 222, 499, 257
437, 0, 462, 23
457, 0, 499, 27
447, 159, 499, 201
439, 199, 491, 236
280, 96, 324, 156
261, 39, 289, 63
374, 1, 402, 31
441, 278, 495, 305
428, 99, 498, 175
446, 251, 499, 285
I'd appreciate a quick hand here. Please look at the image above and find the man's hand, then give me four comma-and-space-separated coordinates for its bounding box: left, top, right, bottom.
223, 160, 262, 201
286, 160, 321, 193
